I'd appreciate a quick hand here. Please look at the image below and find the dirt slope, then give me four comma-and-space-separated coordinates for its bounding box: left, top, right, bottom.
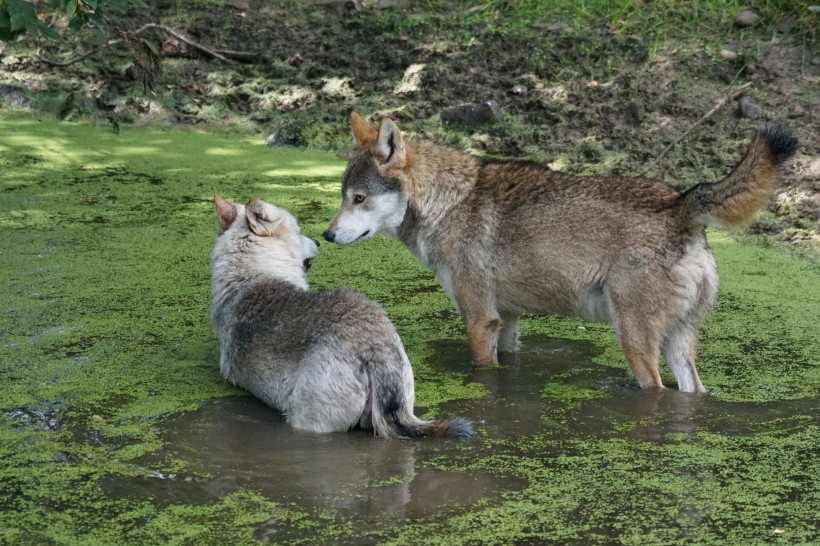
1, 1, 817, 247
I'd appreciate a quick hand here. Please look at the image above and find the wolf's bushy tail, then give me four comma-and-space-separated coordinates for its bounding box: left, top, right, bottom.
369, 355, 474, 439
676, 123, 798, 228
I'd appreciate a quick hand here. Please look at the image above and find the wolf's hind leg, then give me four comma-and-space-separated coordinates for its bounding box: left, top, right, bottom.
498, 313, 522, 354
661, 324, 706, 393
288, 352, 369, 433
618, 333, 664, 389
608, 271, 676, 389
609, 296, 665, 388
661, 241, 716, 393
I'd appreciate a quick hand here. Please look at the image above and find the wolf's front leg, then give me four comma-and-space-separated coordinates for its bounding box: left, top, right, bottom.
466, 316, 501, 365
453, 278, 501, 365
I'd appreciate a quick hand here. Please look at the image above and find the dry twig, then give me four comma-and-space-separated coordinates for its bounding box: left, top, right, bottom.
37, 22, 254, 67
132, 23, 236, 63
654, 81, 753, 162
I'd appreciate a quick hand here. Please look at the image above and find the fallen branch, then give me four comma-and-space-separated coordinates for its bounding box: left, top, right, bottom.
654, 81, 753, 162
132, 23, 235, 63
208, 48, 258, 62
36, 22, 254, 67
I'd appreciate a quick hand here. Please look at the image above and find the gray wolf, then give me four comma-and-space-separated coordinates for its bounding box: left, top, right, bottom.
323, 112, 797, 393
210, 195, 473, 437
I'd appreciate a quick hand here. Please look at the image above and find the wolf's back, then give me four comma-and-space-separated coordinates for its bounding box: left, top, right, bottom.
676, 124, 797, 228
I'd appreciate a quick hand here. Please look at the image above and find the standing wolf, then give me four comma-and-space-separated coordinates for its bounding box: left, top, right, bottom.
210, 195, 473, 437
324, 113, 797, 393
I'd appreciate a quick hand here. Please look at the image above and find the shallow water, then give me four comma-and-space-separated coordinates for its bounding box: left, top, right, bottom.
448, 336, 820, 437
100, 395, 517, 521
98, 335, 820, 542
2, 115, 818, 543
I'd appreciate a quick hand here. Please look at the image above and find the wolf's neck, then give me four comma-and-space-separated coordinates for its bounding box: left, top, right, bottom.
402, 140, 480, 227
210, 259, 308, 327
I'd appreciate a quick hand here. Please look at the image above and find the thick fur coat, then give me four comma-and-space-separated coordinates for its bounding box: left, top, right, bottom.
324, 113, 798, 392
210, 195, 473, 437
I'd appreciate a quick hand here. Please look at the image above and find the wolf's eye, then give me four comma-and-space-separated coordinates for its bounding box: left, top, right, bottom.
353, 194, 365, 204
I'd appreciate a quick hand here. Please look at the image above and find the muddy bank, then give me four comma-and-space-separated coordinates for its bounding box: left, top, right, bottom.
1, 1, 818, 249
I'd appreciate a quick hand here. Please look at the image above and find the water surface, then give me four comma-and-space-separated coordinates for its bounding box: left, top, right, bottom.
100, 336, 820, 542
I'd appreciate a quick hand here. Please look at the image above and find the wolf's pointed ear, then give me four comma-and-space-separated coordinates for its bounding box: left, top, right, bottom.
214, 194, 238, 232
375, 117, 408, 169
245, 198, 286, 237
351, 112, 377, 148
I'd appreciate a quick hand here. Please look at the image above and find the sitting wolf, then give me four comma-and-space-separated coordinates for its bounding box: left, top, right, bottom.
209, 195, 473, 438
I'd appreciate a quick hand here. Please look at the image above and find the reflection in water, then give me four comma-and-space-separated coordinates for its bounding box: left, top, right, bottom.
428, 336, 820, 443
428, 337, 604, 439
99, 335, 820, 539
101, 395, 513, 521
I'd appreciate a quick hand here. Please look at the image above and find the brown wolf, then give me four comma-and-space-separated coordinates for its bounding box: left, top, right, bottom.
210, 195, 473, 437
323, 113, 797, 392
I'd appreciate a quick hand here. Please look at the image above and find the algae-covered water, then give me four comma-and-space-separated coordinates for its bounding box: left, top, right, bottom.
1, 113, 819, 545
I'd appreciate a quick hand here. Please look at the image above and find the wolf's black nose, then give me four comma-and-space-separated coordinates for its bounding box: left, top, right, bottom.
322, 230, 335, 243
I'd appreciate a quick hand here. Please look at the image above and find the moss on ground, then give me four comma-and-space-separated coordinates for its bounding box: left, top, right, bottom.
1, 113, 818, 544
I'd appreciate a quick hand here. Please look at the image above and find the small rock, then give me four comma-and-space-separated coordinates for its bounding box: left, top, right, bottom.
811, 56, 820, 67
0, 84, 31, 109
777, 13, 797, 34
507, 84, 527, 96
719, 49, 738, 61
745, 63, 757, 75
440, 100, 501, 127
546, 21, 565, 32
735, 9, 761, 28
738, 95, 762, 119
789, 104, 806, 118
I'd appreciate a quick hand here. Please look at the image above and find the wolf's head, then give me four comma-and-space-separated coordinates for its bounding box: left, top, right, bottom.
211, 195, 319, 291
323, 112, 410, 245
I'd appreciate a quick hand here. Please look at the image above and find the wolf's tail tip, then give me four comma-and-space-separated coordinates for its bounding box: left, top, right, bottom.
759, 122, 798, 165
445, 416, 475, 438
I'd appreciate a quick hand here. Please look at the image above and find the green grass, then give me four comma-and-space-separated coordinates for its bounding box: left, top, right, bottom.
1, 112, 819, 544
419, 0, 817, 37
387, 0, 816, 69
